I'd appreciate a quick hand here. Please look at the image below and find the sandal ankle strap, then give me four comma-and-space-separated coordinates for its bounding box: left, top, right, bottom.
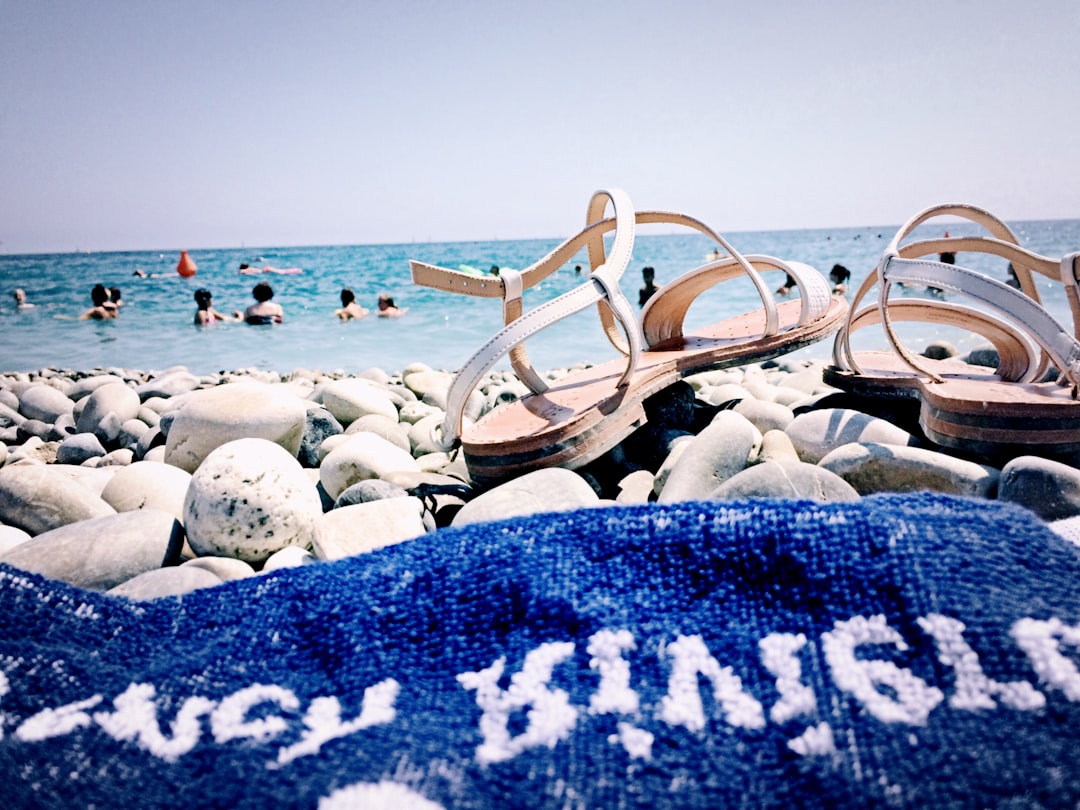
424, 188, 640, 451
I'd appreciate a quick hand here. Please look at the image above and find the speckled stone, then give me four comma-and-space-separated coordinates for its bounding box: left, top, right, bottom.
183, 438, 323, 564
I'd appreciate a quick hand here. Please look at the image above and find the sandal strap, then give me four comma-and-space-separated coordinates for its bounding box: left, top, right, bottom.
834, 203, 1064, 374
424, 188, 640, 451
640, 253, 833, 347
879, 255, 1080, 388
411, 207, 779, 391
833, 299, 1045, 383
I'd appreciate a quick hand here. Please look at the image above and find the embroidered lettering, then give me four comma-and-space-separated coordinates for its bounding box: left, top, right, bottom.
918, 614, 1044, 710
211, 684, 298, 744
276, 679, 399, 765
457, 641, 578, 765
822, 615, 943, 724
1012, 617, 1080, 700
16, 695, 103, 742
93, 684, 215, 762
759, 633, 816, 724
659, 634, 765, 731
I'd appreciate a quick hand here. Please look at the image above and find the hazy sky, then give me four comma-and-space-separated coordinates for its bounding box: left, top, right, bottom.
2, 0, 1078, 254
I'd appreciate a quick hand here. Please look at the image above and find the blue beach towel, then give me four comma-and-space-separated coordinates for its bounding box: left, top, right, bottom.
2, 493, 1079, 808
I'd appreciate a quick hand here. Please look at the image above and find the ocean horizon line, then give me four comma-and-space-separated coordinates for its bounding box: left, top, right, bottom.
7, 215, 1075, 260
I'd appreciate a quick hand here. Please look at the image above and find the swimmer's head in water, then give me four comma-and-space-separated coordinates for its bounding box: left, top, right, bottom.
194, 288, 213, 307
378, 294, 395, 310
253, 282, 274, 302
91, 284, 109, 306
340, 288, 355, 306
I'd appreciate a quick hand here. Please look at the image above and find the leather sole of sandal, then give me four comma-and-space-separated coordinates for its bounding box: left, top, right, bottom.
463, 297, 848, 484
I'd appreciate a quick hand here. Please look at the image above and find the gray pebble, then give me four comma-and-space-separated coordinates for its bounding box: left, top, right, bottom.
710, 460, 860, 503
0, 509, 184, 590
657, 411, 762, 503
998, 455, 1080, 521
819, 442, 999, 497
452, 468, 599, 527
786, 408, 920, 464
107, 566, 223, 601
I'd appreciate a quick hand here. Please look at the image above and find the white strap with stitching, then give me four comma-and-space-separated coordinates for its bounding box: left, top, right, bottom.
879, 255, 1080, 387
424, 188, 639, 451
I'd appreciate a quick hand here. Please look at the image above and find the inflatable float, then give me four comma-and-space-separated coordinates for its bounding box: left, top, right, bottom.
177, 251, 197, 277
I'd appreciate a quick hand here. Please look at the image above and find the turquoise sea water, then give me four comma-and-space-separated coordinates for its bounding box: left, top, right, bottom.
1, 218, 1078, 377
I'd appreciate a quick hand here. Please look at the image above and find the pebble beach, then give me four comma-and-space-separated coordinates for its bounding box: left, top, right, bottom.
4, 340, 1080, 602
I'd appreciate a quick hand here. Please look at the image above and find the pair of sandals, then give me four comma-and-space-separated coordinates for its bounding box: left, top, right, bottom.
825, 202, 1080, 458
410, 188, 849, 484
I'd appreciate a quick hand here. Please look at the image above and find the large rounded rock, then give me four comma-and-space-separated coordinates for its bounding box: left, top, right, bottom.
134, 370, 202, 400
998, 455, 1080, 521
314, 498, 427, 560
67, 375, 127, 402
320, 379, 399, 426
452, 468, 599, 527
183, 438, 322, 563
818, 443, 999, 497
180, 555, 256, 582
732, 398, 795, 435
100, 460, 193, 521
657, 411, 762, 504
786, 408, 920, 464
345, 414, 412, 453
709, 460, 860, 503
0, 464, 115, 535
107, 566, 223, 601
76, 382, 141, 439
0, 525, 31, 554
18, 384, 74, 423
56, 432, 107, 465
163, 382, 308, 473
0, 509, 184, 590
319, 432, 420, 500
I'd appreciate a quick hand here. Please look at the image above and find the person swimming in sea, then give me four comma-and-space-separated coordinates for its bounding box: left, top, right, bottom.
12, 288, 34, 309
244, 282, 284, 324
79, 284, 118, 320
335, 288, 369, 321
194, 288, 242, 325
829, 264, 851, 295
774, 273, 796, 297
638, 266, 658, 307
376, 293, 407, 318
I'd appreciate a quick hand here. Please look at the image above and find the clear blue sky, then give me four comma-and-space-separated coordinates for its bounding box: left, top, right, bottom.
2, 0, 1078, 254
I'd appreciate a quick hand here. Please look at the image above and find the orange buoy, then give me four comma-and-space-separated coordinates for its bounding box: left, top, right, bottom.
177, 250, 198, 277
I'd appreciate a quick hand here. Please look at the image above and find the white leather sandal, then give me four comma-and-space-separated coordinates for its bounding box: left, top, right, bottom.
825, 203, 1080, 457
410, 189, 848, 484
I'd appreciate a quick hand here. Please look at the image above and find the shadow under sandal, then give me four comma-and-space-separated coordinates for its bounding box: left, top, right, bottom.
825, 202, 1080, 459
410, 188, 848, 485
